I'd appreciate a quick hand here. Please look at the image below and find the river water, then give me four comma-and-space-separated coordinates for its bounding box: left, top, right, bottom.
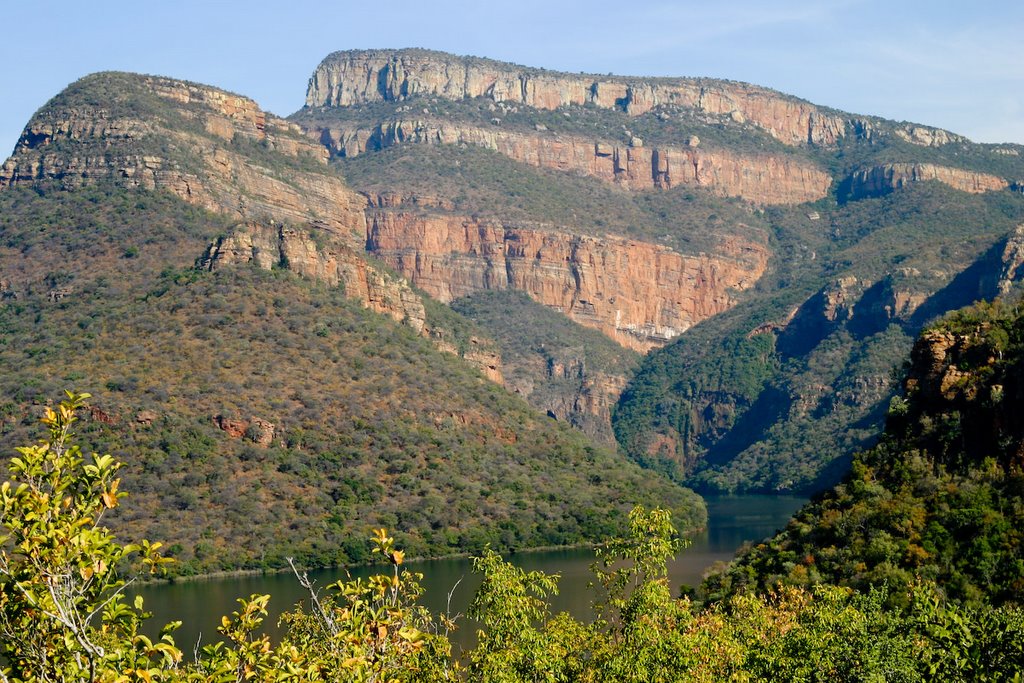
133, 494, 806, 650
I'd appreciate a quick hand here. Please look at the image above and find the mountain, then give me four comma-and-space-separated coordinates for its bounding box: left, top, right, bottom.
4, 49, 1024, 574
0, 71, 703, 575
288, 48, 1024, 493
704, 298, 1024, 606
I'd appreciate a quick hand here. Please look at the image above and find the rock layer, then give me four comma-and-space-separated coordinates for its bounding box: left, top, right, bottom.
366, 209, 769, 353
316, 118, 831, 204
198, 221, 427, 333
306, 49, 849, 147
1, 74, 367, 244
846, 163, 1008, 199
0, 74, 493, 375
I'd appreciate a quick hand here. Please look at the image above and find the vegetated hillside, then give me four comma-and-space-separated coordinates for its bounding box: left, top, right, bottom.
289, 49, 1024, 494
703, 298, 1024, 606
0, 72, 706, 575
451, 290, 640, 446
617, 183, 1024, 493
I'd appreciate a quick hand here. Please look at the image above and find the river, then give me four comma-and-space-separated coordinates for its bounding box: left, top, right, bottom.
132, 494, 806, 650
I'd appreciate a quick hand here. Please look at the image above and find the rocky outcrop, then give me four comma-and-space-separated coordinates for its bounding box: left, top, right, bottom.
198, 221, 427, 332
0, 73, 510, 381
425, 327, 504, 384
198, 219, 504, 380
366, 209, 769, 353
780, 271, 933, 356
1, 73, 368, 246
305, 49, 849, 147
845, 163, 1008, 199
996, 224, 1024, 295
893, 125, 966, 147
315, 118, 832, 204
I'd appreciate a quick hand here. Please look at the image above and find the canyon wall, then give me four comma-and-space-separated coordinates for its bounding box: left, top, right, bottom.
846, 163, 1009, 199
317, 118, 832, 204
366, 208, 769, 353
305, 49, 849, 147
198, 220, 426, 330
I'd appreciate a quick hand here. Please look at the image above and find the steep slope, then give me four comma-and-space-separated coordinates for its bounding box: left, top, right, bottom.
704, 299, 1024, 606
451, 290, 641, 446
617, 185, 1024, 493
0, 74, 706, 574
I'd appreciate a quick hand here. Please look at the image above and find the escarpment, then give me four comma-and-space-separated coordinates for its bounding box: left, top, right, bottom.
198, 221, 427, 332
305, 49, 850, 147
845, 163, 1009, 200
313, 118, 832, 204
365, 203, 769, 353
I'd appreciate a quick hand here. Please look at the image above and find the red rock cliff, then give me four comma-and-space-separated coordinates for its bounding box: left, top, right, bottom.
1, 74, 367, 245
846, 163, 1009, 198
317, 118, 831, 205
366, 209, 769, 353
0, 74, 470, 368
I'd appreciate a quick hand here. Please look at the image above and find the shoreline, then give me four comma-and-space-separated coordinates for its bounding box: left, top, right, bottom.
143, 524, 714, 585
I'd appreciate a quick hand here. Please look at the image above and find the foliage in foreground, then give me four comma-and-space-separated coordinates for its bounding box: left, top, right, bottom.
4, 394, 1024, 682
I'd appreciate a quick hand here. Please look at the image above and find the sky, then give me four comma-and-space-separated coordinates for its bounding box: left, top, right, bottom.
2, 0, 1022, 158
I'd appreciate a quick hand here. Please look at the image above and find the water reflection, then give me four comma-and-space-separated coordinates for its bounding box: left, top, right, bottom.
133, 495, 806, 650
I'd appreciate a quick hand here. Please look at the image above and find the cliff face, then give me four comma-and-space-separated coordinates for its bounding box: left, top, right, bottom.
198, 221, 426, 332
1, 74, 367, 244
366, 206, 769, 353
316, 118, 831, 204
305, 49, 849, 147
845, 163, 1009, 199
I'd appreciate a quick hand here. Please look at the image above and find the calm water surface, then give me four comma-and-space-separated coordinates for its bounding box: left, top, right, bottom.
133, 495, 806, 649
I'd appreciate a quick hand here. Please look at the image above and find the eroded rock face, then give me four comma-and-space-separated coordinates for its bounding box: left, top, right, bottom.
199, 220, 427, 333
997, 224, 1024, 295
315, 118, 831, 204
0, 74, 457, 363
1, 74, 367, 244
846, 163, 1008, 199
893, 125, 965, 147
366, 209, 769, 353
305, 49, 849, 147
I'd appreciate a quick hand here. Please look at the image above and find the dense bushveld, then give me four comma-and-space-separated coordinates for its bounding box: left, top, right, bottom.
0, 183, 702, 575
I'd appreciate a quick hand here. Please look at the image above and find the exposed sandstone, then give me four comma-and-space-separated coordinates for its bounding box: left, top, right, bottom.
366, 210, 769, 353
0, 74, 467, 363
315, 118, 832, 204
198, 220, 426, 333
1, 74, 367, 246
846, 163, 1008, 198
893, 125, 965, 147
997, 224, 1024, 295
305, 49, 849, 147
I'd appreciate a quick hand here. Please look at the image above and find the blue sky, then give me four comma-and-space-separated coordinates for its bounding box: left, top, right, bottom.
2, 0, 1022, 157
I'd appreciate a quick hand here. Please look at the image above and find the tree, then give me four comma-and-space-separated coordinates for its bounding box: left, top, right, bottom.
0, 391, 178, 682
